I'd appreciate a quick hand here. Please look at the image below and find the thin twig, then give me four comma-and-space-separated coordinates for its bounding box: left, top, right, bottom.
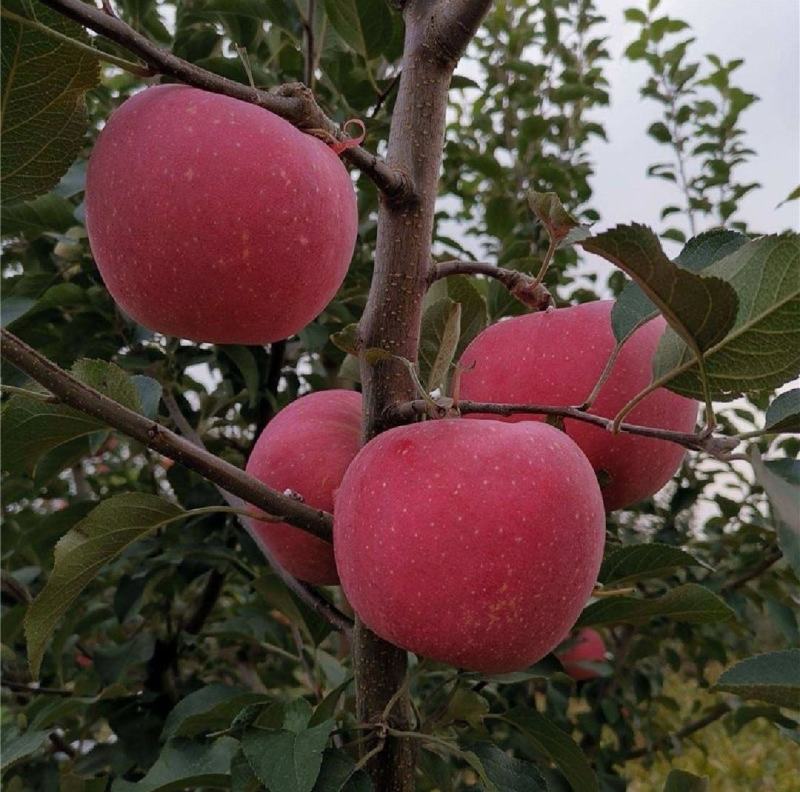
2, 680, 74, 696
1, 329, 333, 541
386, 398, 737, 458
370, 71, 402, 117
624, 702, 731, 760
302, 0, 316, 89
428, 259, 552, 310
721, 548, 783, 593
37, 0, 412, 202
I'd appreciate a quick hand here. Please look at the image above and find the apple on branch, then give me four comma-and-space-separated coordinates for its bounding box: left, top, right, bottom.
334, 419, 606, 673
459, 300, 698, 510
85, 85, 358, 344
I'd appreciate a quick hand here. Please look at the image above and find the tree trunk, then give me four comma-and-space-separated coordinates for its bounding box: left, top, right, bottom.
354, 2, 491, 787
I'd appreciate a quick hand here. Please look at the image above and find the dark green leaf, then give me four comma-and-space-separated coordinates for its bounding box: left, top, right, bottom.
163, 685, 269, 741
715, 650, 800, 708
1, 0, 100, 203
504, 708, 597, 792
131, 376, 163, 420
1, 358, 146, 476
751, 449, 800, 580
527, 191, 584, 244
110, 737, 239, 792
582, 226, 739, 370
0, 728, 50, 772
599, 543, 707, 586
242, 718, 334, 792
323, 0, 393, 59
312, 749, 373, 791
25, 493, 185, 678
577, 583, 735, 628
1, 192, 76, 237
611, 228, 749, 343
652, 234, 800, 399
764, 389, 800, 433
467, 742, 548, 791
330, 323, 360, 355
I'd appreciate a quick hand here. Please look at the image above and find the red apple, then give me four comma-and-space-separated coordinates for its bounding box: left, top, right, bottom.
459, 300, 698, 510
334, 419, 605, 673
85, 85, 358, 344
246, 390, 362, 585
556, 628, 606, 680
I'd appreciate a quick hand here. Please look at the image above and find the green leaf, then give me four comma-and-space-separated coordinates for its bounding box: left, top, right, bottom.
428, 300, 461, 392
312, 749, 373, 791
1, 296, 37, 326
1, 396, 103, 476
93, 632, 155, 684
419, 298, 459, 393
24, 493, 185, 678
1, 358, 147, 476
778, 185, 800, 208
220, 346, 260, 409
715, 650, 800, 708
1, 191, 76, 237
446, 274, 489, 356
647, 121, 672, 143
111, 737, 240, 792
323, 0, 393, 59
624, 8, 648, 23
609, 226, 746, 347
467, 742, 548, 791
527, 191, 584, 244
131, 376, 163, 420
446, 687, 490, 729
764, 389, 800, 433
0, 728, 50, 772
652, 234, 800, 399
599, 543, 708, 586
582, 226, 739, 373
1, 0, 100, 203
162, 685, 269, 741
503, 708, 598, 792
751, 449, 800, 580
577, 583, 735, 628
242, 718, 334, 792
664, 769, 709, 792
309, 679, 352, 728
330, 323, 359, 355
674, 229, 749, 271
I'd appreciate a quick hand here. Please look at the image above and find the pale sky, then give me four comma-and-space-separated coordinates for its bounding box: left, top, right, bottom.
590, 0, 800, 236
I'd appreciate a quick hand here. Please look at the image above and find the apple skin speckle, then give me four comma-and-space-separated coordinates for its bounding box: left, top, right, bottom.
85, 84, 358, 344
459, 300, 698, 510
334, 419, 605, 674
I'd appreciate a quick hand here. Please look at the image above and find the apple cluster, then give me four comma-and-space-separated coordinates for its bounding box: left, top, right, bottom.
86, 87, 697, 674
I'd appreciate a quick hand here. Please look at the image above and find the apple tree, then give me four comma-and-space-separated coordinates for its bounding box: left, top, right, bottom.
1, 0, 798, 790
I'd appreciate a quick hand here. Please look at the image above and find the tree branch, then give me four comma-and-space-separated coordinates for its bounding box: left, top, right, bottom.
38, 0, 413, 202
624, 702, 731, 760
428, 259, 552, 310
1, 329, 332, 542
386, 398, 738, 458
425, 0, 495, 65
721, 547, 783, 593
